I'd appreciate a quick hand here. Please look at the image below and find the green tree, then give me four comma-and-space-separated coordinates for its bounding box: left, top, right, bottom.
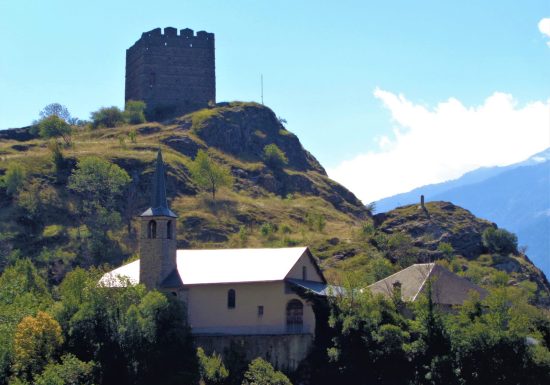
197, 347, 229, 385
68, 157, 130, 214
482, 227, 518, 255
56, 269, 199, 385
68, 157, 130, 262
189, 150, 233, 201
262, 144, 288, 169
17, 179, 60, 222
124, 100, 147, 124
34, 115, 72, 144
437, 242, 454, 260
90, 106, 125, 128
33, 354, 95, 385
3, 163, 26, 196
241, 358, 291, 385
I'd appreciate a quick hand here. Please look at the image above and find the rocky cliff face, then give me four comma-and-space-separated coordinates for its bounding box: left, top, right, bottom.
374, 201, 494, 260
164, 102, 366, 217
372, 201, 550, 306
178, 102, 325, 173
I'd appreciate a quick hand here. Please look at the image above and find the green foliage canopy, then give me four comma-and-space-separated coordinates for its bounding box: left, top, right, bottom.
197, 347, 229, 385
124, 100, 147, 125
262, 144, 288, 169
241, 358, 292, 385
189, 150, 233, 201
482, 227, 518, 255
34, 115, 72, 144
90, 106, 125, 128
3, 163, 26, 197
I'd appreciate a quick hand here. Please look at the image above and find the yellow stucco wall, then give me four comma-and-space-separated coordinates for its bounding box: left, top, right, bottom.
286, 251, 324, 282
186, 280, 316, 335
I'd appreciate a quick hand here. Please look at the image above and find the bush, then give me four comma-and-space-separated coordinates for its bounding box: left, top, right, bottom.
124, 100, 146, 124
306, 212, 326, 232
482, 227, 518, 255
260, 223, 277, 239
438, 242, 454, 260
197, 347, 229, 385
34, 354, 95, 385
3, 163, 26, 196
263, 144, 288, 169
34, 115, 72, 144
90, 106, 124, 128
242, 358, 291, 385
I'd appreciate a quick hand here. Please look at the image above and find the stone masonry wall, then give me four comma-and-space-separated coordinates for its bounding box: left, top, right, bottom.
194, 334, 314, 373
125, 27, 215, 120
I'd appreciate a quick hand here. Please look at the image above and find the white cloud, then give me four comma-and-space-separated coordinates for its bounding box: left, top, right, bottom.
328, 90, 550, 203
539, 18, 550, 47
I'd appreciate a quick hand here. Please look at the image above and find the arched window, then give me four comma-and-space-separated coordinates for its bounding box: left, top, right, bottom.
148, 220, 157, 239
227, 289, 236, 309
167, 221, 172, 239
286, 299, 303, 333
302, 266, 307, 280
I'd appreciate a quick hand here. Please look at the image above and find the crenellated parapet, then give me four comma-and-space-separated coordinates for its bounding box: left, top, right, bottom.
125, 27, 216, 121
129, 27, 215, 50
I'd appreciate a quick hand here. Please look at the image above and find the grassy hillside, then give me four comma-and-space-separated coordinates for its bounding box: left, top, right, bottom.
0, 102, 548, 306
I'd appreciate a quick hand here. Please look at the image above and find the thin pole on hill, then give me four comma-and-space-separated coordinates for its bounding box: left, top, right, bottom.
261, 74, 264, 105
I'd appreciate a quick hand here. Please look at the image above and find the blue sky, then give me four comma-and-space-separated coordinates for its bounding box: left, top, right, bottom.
1, 1, 549, 201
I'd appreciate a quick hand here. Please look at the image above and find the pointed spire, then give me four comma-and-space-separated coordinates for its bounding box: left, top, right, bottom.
140, 149, 177, 217
152, 150, 168, 209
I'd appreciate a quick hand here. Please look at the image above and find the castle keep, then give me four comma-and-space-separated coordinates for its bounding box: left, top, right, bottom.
125, 27, 215, 120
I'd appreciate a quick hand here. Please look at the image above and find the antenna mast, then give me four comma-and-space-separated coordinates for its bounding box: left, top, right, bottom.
261, 74, 264, 105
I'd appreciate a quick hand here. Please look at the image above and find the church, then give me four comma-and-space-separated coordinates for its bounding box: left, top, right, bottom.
100, 150, 333, 369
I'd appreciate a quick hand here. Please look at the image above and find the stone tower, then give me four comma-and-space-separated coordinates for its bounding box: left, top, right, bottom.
139, 150, 179, 290
125, 27, 216, 120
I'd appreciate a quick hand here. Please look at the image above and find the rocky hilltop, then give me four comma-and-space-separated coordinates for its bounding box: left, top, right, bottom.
0, 102, 548, 306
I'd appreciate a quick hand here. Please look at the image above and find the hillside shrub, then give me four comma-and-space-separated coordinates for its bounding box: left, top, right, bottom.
482, 227, 518, 255
438, 242, 454, 260
306, 212, 326, 232
263, 144, 288, 169
124, 100, 147, 124
260, 223, 277, 239
34, 115, 72, 144
90, 106, 124, 128
3, 163, 26, 196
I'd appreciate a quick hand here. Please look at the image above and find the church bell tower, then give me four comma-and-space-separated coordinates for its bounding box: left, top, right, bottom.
139, 150, 179, 289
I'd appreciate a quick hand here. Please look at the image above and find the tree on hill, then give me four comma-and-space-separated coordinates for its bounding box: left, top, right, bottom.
124, 100, 147, 124
189, 150, 233, 201
263, 144, 288, 169
68, 157, 130, 263
34, 115, 72, 144
2, 163, 26, 197
482, 227, 518, 255
91, 106, 125, 128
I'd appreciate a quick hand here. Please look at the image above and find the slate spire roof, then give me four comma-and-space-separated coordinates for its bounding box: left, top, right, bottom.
140, 150, 177, 217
